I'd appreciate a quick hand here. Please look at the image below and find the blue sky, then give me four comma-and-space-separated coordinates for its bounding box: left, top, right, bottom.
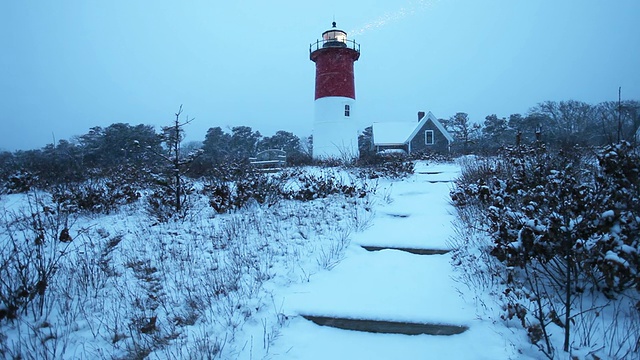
2, 0, 639, 151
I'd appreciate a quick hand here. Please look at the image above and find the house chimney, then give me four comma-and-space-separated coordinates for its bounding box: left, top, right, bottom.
418, 111, 426, 122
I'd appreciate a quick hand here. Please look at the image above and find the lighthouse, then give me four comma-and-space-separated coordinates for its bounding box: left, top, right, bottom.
309, 22, 361, 160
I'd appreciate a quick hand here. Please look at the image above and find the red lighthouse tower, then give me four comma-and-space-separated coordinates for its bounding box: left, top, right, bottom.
310, 22, 360, 160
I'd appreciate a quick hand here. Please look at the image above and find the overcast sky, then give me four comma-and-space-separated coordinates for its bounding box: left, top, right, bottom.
2, 0, 639, 151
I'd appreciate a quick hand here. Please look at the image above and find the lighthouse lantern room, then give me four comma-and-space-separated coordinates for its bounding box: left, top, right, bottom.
309, 22, 360, 160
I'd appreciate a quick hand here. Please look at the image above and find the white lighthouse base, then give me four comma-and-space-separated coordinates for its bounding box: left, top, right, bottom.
313, 96, 359, 161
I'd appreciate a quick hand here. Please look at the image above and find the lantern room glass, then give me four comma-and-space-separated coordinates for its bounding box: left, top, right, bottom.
322, 30, 347, 44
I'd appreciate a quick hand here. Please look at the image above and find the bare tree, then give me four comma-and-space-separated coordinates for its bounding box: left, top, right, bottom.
153, 105, 201, 214
443, 112, 481, 154
528, 101, 596, 148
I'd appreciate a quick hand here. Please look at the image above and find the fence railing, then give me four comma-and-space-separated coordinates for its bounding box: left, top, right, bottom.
309, 38, 360, 53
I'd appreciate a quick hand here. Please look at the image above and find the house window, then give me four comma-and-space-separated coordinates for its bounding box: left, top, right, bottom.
344, 104, 350, 117
425, 130, 434, 145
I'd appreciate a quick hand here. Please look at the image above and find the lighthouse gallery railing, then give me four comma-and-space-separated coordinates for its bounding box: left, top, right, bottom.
309, 38, 360, 54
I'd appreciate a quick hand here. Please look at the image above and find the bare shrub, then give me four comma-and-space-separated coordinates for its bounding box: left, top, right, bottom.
1, 163, 377, 358
317, 228, 351, 270
0, 192, 76, 323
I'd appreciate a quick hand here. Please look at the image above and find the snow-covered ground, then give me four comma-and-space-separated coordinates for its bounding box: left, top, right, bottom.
261, 162, 533, 359
1, 161, 540, 359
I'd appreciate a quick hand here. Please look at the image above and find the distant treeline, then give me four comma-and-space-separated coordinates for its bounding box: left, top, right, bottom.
439, 100, 640, 154
1, 99, 639, 190
0, 123, 312, 191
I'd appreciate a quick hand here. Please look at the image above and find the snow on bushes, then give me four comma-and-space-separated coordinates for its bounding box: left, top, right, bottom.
356, 153, 415, 179
0, 165, 377, 358
202, 168, 374, 214
450, 142, 640, 358
51, 179, 141, 215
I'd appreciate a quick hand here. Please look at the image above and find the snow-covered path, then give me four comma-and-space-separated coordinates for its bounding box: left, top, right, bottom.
268, 162, 522, 359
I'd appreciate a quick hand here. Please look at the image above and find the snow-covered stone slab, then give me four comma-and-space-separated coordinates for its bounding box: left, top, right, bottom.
269, 316, 527, 360
416, 172, 458, 182
413, 162, 461, 179
282, 249, 473, 325
352, 211, 454, 249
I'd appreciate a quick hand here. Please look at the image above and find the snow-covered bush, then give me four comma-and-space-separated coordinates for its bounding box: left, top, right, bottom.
50, 178, 141, 215
145, 179, 195, 223
203, 169, 373, 214
202, 170, 287, 213
203, 181, 234, 214
410, 150, 453, 163
589, 142, 640, 294
451, 143, 640, 358
284, 171, 371, 201
356, 153, 415, 179
209, 158, 255, 182
0, 174, 374, 358
313, 157, 345, 168
234, 171, 285, 208
3, 171, 38, 194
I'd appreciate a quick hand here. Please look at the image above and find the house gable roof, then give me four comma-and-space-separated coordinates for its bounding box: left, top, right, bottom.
408, 111, 454, 144
372, 111, 454, 146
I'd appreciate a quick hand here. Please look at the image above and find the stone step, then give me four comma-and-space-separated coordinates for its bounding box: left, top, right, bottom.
301, 315, 468, 336
426, 180, 454, 183
361, 245, 450, 255
383, 213, 410, 218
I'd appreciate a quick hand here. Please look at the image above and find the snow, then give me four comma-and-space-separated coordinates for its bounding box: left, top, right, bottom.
281, 250, 472, 324
604, 250, 630, 267
601, 209, 615, 219
264, 162, 532, 359
372, 112, 453, 146
267, 319, 518, 360
620, 244, 636, 255
372, 121, 416, 145
0, 161, 536, 359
